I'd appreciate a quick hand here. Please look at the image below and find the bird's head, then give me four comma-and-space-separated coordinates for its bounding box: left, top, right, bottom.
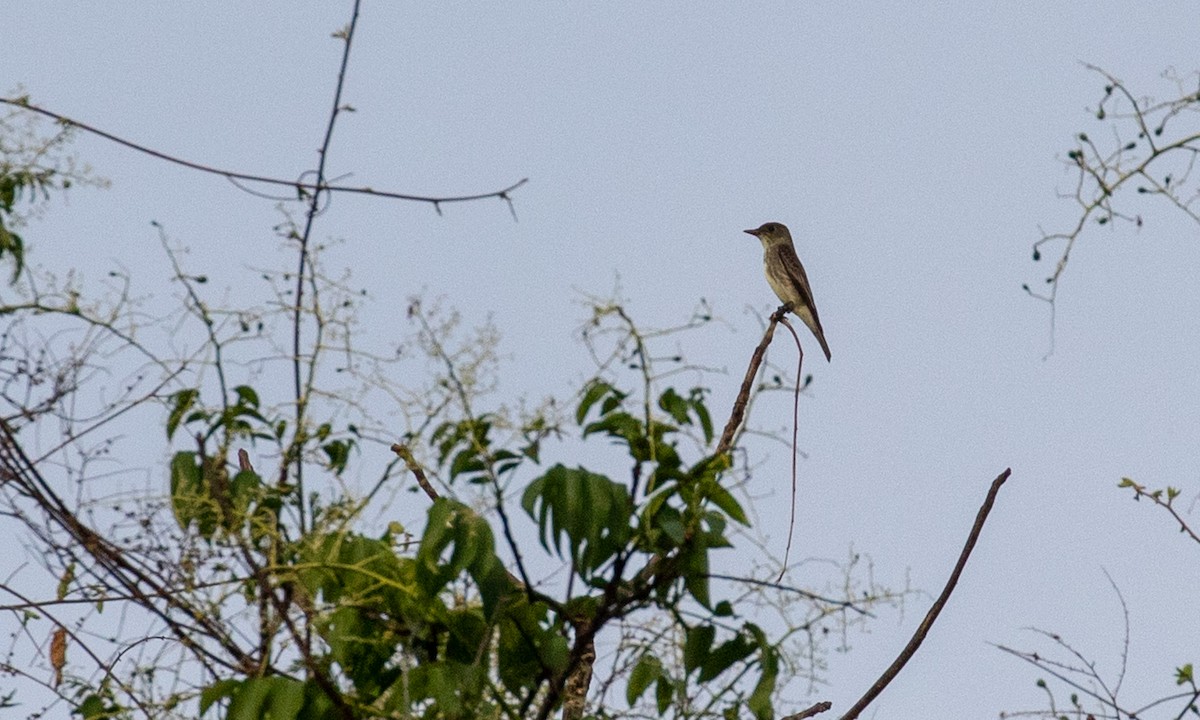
744, 222, 792, 247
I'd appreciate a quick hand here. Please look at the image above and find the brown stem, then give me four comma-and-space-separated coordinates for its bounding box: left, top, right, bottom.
838, 468, 1012, 720
390, 444, 440, 501
560, 630, 596, 720
776, 316, 803, 582
715, 305, 791, 456
784, 701, 833, 720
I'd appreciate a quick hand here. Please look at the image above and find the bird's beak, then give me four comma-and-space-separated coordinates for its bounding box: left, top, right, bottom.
743, 228, 760, 237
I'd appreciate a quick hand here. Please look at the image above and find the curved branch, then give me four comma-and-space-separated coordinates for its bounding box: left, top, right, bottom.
0, 97, 529, 208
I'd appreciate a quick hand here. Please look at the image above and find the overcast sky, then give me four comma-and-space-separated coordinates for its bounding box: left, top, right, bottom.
7, 3, 1200, 718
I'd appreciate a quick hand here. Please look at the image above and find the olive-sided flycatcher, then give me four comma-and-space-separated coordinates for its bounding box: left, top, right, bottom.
744, 222, 831, 361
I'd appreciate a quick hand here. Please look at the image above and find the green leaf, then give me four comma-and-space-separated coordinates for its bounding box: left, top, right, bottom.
56, 563, 75, 601
690, 388, 714, 442
498, 600, 569, 692
700, 632, 755, 682
449, 448, 486, 482
226, 678, 272, 720
683, 625, 715, 673
169, 451, 219, 537
577, 379, 615, 424
1176, 663, 1194, 685
627, 653, 664, 705
166, 388, 199, 440
659, 388, 690, 424
200, 679, 240, 715
655, 676, 673, 714
233, 385, 260, 408
0, 219, 25, 284
322, 439, 354, 475
600, 388, 627, 415
406, 661, 486, 719
415, 498, 511, 616
224, 677, 308, 720
74, 694, 117, 720
521, 464, 632, 577
747, 624, 779, 720
682, 545, 711, 607
583, 411, 641, 441
702, 477, 749, 526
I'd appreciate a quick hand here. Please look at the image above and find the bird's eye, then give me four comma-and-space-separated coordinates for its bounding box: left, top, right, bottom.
766, 223, 778, 232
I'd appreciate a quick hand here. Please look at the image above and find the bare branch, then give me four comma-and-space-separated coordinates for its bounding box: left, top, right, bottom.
716, 304, 792, 456
784, 701, 833, 720
0, 97, 528, 210
838, 468, 1012, 720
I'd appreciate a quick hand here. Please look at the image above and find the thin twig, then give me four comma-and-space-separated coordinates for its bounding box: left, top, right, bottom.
0, 97, 528, 208
784, 701, 833, 720
290, 1, 365, 540
776, 316, 804, 582
1121, 477, 1200, 545
704, 572, 875, 617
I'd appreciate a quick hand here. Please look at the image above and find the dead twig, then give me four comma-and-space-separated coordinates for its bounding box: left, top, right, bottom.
838, 468, 1013, 720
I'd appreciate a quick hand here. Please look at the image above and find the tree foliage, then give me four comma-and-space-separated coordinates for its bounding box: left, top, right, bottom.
0, 32, 910, 720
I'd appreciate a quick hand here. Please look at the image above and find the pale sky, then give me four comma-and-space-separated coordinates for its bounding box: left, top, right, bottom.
7, 3, 1200, 718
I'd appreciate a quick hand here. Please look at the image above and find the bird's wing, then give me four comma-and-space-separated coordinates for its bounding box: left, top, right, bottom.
774, 245, 819, 316
774, 244, 832, 361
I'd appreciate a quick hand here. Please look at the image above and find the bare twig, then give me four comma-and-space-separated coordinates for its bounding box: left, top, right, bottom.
288, 0, 365, 542
716, 305, 791, 456
0, 97, 528, 209
784, 701, 833, 720
704, 572, 875, 617
1028, 65, 1200, 356
0, 418, 254, 675
776, 316, 804, 582
838, 468, 1012, 720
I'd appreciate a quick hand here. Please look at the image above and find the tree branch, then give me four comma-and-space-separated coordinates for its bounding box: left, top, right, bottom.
784, 701, 833, 720
0, 97, 528, 208
715, 305, 791, 456
838, 468, 1012, 720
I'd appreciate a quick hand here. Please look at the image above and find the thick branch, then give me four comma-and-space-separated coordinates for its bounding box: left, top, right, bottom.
560, 630, 596, 720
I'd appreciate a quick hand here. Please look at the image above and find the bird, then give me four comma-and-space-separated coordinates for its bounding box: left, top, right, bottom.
744, 222, 831, 361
